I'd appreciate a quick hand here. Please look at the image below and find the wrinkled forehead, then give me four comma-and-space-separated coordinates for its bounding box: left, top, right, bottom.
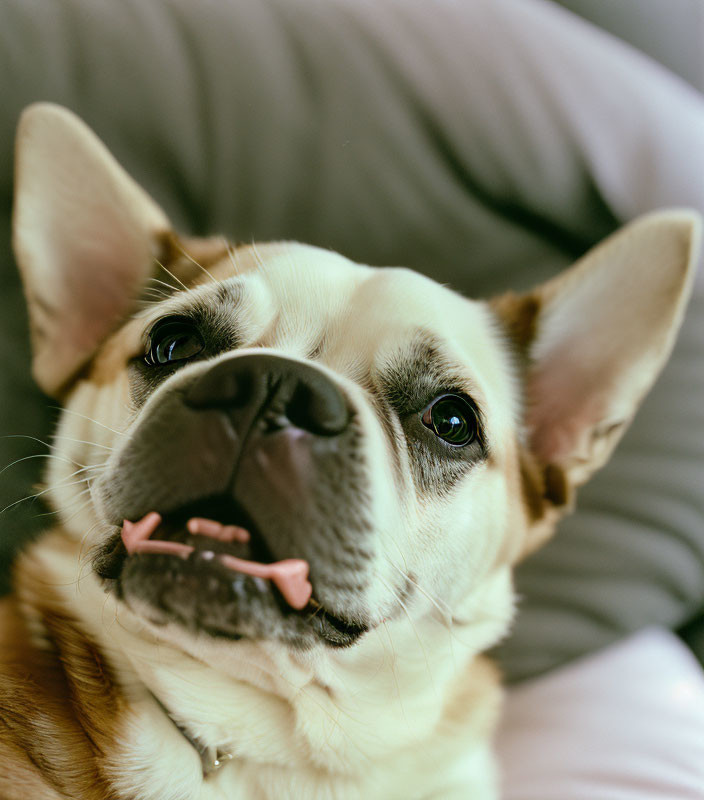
145, 242, 518, 430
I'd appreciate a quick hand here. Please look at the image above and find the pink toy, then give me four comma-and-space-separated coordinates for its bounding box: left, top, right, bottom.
121, 513, 313, 610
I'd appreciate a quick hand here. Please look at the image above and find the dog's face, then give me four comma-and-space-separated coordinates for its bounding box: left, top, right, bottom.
13, 105, 700, 663
94, 246, 531, 650
35, 240, 526, 652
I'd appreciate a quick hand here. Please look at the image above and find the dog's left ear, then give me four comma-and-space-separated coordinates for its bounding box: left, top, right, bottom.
495, 211, 701, 493
13, 103, 171, 397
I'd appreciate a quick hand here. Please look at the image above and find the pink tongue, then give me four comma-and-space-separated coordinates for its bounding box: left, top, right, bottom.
121, 513, 313, 610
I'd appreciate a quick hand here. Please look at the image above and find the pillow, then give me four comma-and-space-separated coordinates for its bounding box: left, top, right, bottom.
497, 627, 704, 799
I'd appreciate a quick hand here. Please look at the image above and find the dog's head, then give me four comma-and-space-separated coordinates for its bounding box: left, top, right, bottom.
12, 104, 700, 660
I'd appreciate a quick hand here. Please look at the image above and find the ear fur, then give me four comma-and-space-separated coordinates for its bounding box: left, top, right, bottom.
12, 103, 171, 396
495, 211, 701, 491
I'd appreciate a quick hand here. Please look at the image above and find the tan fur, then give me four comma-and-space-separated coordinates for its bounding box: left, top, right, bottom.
491, 292, 574, 559
0, 551, 125, 800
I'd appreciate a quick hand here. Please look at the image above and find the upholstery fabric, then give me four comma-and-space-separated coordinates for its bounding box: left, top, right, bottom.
497, 627, 704, 799
554, 0, 704, 92
1, 0, 703, 681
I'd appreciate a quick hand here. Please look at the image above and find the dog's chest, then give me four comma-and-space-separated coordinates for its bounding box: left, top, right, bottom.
107, 652, 502, 800
119, 744, 496, 800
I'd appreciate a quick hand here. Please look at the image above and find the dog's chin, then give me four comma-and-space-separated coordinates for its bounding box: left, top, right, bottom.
92, 496, 369, 649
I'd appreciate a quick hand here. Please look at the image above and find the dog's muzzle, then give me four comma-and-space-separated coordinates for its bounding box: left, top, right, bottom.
94, 353, 373, 645
99, 353, 356, 523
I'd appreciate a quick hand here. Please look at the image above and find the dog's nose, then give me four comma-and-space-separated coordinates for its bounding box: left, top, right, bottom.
184, 354, 350, 436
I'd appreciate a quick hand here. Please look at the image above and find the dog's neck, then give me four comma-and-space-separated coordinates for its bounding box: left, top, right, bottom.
17, 528, 511, 799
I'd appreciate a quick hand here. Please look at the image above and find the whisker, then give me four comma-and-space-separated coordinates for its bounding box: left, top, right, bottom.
379, 620, 409, 725
139, 289, 174, 304
34, 487, 93, 520
377, 573, 436, 693
0, 434, 53, 449
8, 477, 92, 511
145, 277, 179, 295
142, 285, 172, 294
155, 258, 192, 294
384, 532, 412, 581
224, 239, 241, 273
12, 462, 103, 519
78, 517, 109, 569
49, 407, 126, 437
250, 240, 266, 271
50, 435, 114, 452
172, 240, 219, 285
52, 463, 104, 485
387, 561, 452, 626
69, 463, 105, 476
1, 433, 113, 460
304, 601, 326, 623
0, 453, 87, 479
32, 507, 64, 518
0, 495, 41, 516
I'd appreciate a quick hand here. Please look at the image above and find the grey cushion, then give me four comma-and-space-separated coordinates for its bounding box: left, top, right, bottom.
1, 0, 703, 682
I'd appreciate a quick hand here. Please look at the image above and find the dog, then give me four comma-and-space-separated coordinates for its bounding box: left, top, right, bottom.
0, 103, 700, 800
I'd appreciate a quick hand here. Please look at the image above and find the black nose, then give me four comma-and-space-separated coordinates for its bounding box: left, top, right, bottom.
184, 354, 350, 436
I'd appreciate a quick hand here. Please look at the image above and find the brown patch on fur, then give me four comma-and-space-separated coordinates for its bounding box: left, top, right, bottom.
158, 231, 231, 288
0, 547, 127, 800
502, 441, 574, 562
0, 738, 65, 800
493, 292, 573, 523
82, 322, 140, 389
517, 447, 547, 522
517, 447, 571, 523
516, 459, 574, 560
544, 463, 570, 507
490, 291, 542, 364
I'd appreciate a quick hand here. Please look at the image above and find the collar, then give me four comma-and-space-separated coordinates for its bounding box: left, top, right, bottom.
150, 692, 233, 777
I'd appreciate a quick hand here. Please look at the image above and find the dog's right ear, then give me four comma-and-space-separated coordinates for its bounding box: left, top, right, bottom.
12, 103, 171, 397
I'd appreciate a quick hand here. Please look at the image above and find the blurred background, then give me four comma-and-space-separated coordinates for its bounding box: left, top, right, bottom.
557, 0, 703, 91
1, 0, 703, 689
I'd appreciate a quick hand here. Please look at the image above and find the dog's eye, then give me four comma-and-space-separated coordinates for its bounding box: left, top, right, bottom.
145, 316, 205, 366
421, 394, 478, 446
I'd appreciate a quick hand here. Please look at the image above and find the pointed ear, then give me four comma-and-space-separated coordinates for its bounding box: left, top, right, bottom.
12, 103, 171, 396
495, 211, 701, 490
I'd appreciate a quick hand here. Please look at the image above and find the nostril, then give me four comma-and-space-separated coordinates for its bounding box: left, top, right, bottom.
185, 363, 256, 409
183, 354, 350, 437
286, 379, 349, 436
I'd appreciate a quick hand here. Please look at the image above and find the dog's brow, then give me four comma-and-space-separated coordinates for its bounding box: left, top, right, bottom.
378, 333, 479, 414
151, 280, 245, 330
213, 281, 243, 307
192, 280, 244, 316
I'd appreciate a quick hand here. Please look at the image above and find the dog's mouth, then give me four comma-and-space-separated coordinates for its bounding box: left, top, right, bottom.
93, 495, 369, 648
122, 511, 314, 611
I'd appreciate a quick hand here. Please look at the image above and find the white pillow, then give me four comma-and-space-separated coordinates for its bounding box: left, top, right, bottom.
497, 628, 704, 799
